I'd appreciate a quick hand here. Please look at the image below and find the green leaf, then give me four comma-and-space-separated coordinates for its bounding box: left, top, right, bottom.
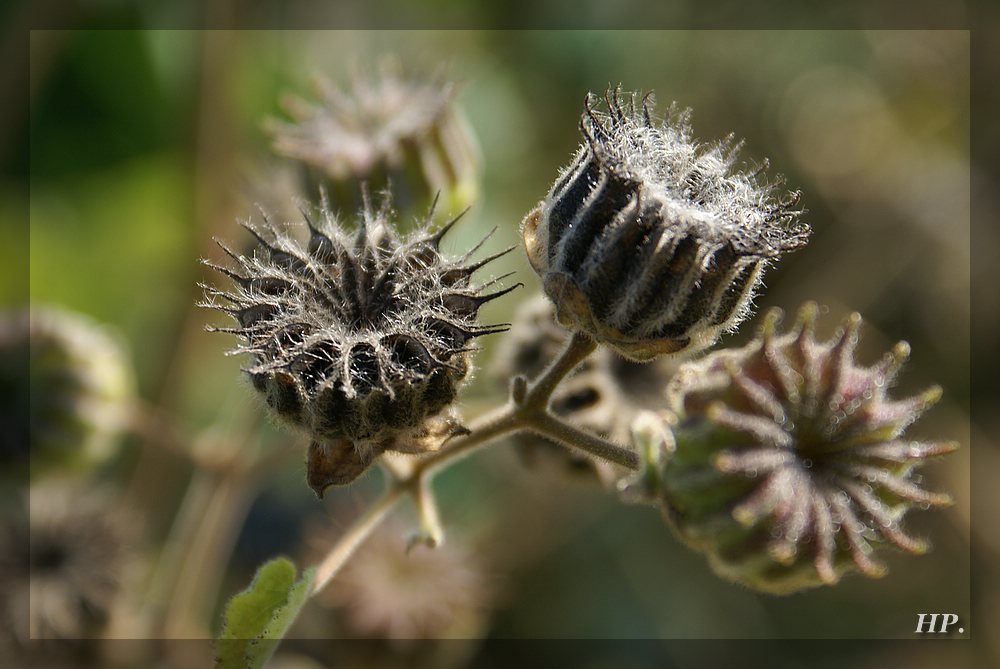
215, 557, 315, 669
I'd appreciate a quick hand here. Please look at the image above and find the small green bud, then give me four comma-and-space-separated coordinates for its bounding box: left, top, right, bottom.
618, 410, 673, 504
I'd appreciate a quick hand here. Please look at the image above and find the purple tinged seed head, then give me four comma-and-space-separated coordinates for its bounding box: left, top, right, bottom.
657, 303, 957, 594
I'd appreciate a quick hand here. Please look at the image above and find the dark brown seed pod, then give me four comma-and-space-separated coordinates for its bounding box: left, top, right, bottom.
522, 88, 810, 361
202, 191, 517, 495
658, 303, 957, 594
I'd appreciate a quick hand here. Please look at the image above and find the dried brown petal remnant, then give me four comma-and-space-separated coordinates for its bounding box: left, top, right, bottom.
202, 194, 517, 494
522, 88, 809, 361
658, 303, 956, 594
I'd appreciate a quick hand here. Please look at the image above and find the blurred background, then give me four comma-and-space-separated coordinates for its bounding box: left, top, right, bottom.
5, 23, 987, 668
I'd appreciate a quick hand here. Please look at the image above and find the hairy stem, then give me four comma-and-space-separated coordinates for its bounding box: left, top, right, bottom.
306, 330, 638, 600
412, 476, 445, 548
527, 411, 640, 469
523, 330, 598, 405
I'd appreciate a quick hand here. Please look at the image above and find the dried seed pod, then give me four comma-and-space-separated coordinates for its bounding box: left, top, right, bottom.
0, 306, 133, 479
267, 59, 481, 220
202, 192, 517, 495
305, 517, 493, 643
0, 483, 140, 642
522, 88, 810, 361
492, 294, 679, 485
658, 303, 957, 594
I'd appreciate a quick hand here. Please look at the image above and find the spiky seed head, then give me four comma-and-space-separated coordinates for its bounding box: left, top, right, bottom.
266, 59, 481, 220
656, 303, 957, 594
0, 306, 133, 479
522, 88, 810, 362
202, 192, 517, 495
492, 294, 680, 485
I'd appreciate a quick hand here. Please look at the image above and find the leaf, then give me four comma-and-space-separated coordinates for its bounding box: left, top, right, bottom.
215, 557, 315, 669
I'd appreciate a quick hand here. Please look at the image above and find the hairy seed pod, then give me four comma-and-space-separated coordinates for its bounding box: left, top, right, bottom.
202, 192, 517, 495
658, 303, 957, 594
266, 59, 481, 221
522, 88, 810, 361
0, 306, 133, 479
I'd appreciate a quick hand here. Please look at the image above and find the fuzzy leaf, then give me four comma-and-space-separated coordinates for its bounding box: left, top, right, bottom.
215, 557, 314, 669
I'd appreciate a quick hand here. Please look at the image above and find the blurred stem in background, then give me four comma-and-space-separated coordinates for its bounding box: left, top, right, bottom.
123, 24, 241, 514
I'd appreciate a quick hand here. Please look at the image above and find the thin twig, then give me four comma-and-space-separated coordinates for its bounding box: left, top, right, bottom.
162, 469, 256, 638
528, 411, 640, 470
310, 485, 408, 595
305, 330, 638, 600
524, 331, 598, 405
411, 476, 445, 548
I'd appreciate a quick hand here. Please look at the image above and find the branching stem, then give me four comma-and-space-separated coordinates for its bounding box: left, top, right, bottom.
306, 331, 639, 600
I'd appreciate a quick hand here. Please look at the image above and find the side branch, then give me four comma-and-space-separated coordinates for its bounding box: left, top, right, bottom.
307, 329, 638, 601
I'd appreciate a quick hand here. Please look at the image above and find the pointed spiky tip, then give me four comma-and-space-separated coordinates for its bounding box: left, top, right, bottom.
655, 303, 958, 594
522, 87, 810, 362
202, 192, 516, 491
265, 58, 481, 216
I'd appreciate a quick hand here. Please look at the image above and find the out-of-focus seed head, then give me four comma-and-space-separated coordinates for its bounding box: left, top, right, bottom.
492, 294, 680, 485
0, 306, 133, 479
522, 88, 810, 362
202, 192, 517, 495
657, 303, 957, 594
0, 483, 139, 642
267, 60, 481, 220
306, 518, 493, 645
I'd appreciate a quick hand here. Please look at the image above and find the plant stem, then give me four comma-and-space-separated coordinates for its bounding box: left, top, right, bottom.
528, 411, 640, 470
310, 484, 408, 595
523, 330, 597, 405
412, 475, 444, 548
306, 330, 639, 600
416, 331, 637, 476
162, 468, 256, 638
